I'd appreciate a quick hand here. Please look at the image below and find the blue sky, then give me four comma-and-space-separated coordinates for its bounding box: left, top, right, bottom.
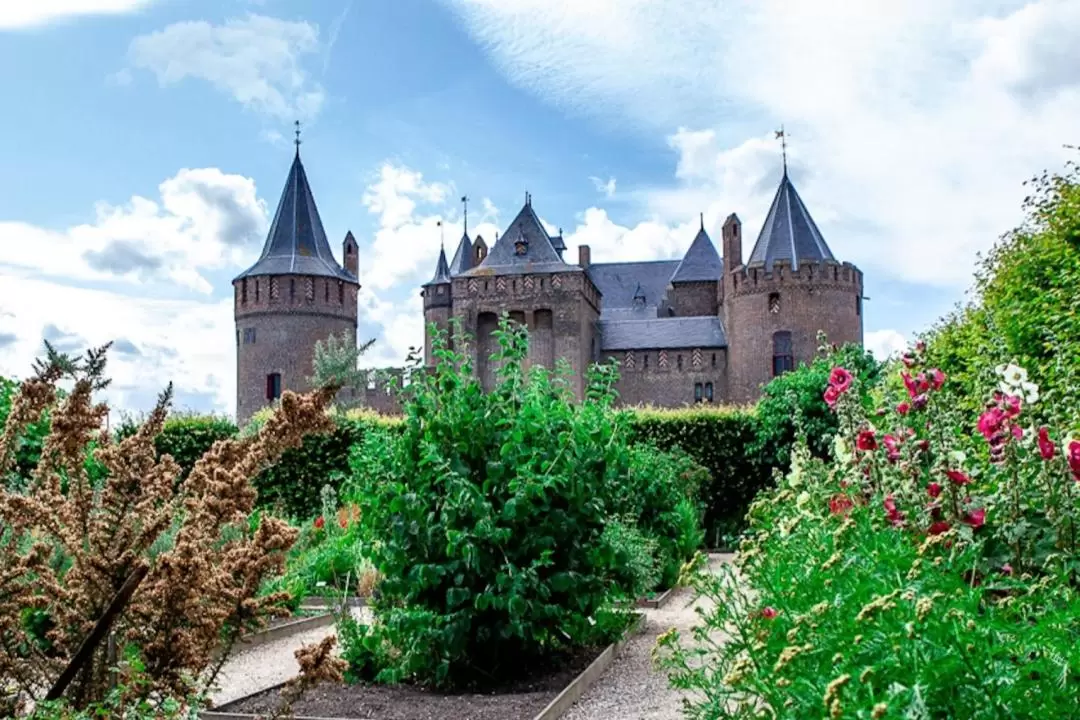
1, 0, 1078, 416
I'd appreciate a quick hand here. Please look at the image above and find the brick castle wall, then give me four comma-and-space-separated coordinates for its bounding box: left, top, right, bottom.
604, 347, 728, 407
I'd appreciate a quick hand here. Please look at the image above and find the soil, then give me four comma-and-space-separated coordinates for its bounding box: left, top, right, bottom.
222, 644, 604, 720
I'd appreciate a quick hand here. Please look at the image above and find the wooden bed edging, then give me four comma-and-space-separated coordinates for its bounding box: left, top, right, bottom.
636, 585, 676, 609
200, 612, 646, 720
234, 613, 335, 650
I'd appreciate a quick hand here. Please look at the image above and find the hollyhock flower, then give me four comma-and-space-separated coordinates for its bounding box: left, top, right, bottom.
339, 516, 349, 529
912, 394, 929, 411
1002, 394, 1022, 419
996, 362, 1028, 389
829, 367, 853, 394
314, 516, 326, 529
927, 482, 943, 499
1020, 381, 1039, 405
760, 607, 778, 620
884, 495, 904, 526
883, 434, 901, 463
1000, 564, 1013, 576
916, 439, 930, 453
927, 368, 947, 390
1067, 440, 1080, 481
896, 401, 910, 416
945, 470, 972, 486
824, 385, 840, 408
963, 508, 986, 529
928, 521, 951, 535
1011, 425, 1023, 440
978, 407, 1005, 440
829, 494, 854, 516
902, 353, 916, 368
856, 430, 877, 451
901, 372, 918, 399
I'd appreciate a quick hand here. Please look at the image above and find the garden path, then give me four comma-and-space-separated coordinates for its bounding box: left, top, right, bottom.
562, 552, 734, 720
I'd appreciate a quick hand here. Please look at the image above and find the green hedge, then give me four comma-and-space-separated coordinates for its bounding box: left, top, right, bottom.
626, 406, 777, 548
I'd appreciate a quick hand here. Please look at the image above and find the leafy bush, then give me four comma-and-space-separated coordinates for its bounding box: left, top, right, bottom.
0, 375, 51, 487
115, 413, 238, 482
657, 343, 1080, 718
628, 407, 773, 548
339, 320, 636, 688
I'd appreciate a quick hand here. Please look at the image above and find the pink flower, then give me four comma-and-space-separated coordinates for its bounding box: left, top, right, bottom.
927, 368, 947, 390
1068, 440, 1080, 482
977, 407, 1005, 440
829, 494, 854, 516
1038, 427, 1056, 460
1000, 564, 1013, 576
901, 372, 919, 399
928, 521, 951, 535
883, 434, 902, 463
829, 367, 853, 394
963, 508, 986, 529
823, 385, 840, 408
856, 430, 878, 452
927, 482, 943, 499
1003, 394, 1022, 419
884, 495, 904, 527
760, 607, 778, 620
945, 470, 972, 486
896, 401, 910, 416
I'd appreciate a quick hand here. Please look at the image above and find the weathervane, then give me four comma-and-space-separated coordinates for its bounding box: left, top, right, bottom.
461, 195, 469, 234
775, 125, 788, 176
294, 120, 302, 155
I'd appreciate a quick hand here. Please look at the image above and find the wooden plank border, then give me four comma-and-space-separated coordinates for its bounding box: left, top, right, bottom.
201, 612, 645, 720
233, 613, 334, 651
636, 586, 676, 609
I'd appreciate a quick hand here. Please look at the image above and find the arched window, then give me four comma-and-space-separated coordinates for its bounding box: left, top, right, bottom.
772, 331, 794, 377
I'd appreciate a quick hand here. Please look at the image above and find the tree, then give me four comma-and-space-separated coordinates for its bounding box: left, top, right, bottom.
308, 331, 377, 408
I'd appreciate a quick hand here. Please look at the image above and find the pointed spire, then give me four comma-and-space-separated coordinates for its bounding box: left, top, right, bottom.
234, 143, 353, 282
747, 172, 836, 271
670, 222, 722, 283
425, 245, 451, 286
448, 228, 474, 276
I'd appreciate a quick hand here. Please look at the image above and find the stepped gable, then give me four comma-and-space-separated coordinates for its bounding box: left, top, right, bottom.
235, 150, 355, 282
746, 171, 835, 271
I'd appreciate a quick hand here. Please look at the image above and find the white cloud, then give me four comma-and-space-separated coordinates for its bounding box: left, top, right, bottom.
443, 0, 1080, 288
865, 329, 909, 361
0, 0, 155, 30
128, 14, 326, 121
589, 176, 616, 198
0, 168, 268, 294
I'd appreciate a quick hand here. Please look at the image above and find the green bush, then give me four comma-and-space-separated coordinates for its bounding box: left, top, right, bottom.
0, 376, 51, 488
628, 407, 774, 548
339, 320, 636, 688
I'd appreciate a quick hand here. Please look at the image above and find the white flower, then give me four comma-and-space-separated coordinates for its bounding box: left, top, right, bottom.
1021, 381, 1040, 405
948, 450, 967, 466
997, 362, 1028, 389
796, 491, 811, 508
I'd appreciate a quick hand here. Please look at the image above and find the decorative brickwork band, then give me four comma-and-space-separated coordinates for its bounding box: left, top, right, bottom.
658, 350, 669, 369
625, 351, 635, 370
692, 348, 702, 369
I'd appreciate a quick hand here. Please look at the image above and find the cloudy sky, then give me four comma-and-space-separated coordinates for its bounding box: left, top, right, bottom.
1, 0, 1078, 417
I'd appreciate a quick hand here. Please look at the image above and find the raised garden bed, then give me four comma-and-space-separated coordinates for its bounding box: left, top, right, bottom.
203, 613, 644, 720
300, 595, 367, 610
636, 585, 676, 609
232, 612, 334, 650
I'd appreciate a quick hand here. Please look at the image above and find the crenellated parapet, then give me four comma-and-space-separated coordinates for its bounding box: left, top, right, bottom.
452, 270, 601, 312
233, 273, 358, 322
731, 259, 862, 297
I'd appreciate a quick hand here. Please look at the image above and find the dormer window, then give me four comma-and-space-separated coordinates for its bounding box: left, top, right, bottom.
514, 231, 529, 256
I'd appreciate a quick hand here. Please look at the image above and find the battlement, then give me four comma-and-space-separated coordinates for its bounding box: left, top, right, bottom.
422, 281, 452, 310
731, 259, 862, 296
233, 273, 358, 320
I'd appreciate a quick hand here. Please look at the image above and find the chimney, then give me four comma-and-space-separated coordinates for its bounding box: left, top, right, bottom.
343, 231, 359, 278
578, 245, 591, 269
722, 214, 742, 269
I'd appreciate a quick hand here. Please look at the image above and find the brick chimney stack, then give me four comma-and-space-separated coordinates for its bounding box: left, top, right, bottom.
578, 245, 591, 269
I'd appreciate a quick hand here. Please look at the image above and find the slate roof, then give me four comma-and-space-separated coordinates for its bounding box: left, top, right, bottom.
235, 151, 355, 282
670, 227, 723, 283
448, 232, 473, 276
462, 201, 573, 276
599, 316, 727, 351
747, 172, 836, 271
424, 246, 451, 286
587, 260, 680, 317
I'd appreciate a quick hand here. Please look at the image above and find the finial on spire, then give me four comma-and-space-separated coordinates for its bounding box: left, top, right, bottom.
774, 125, 788, 177
437, 219, 444, 250
700, 212, 704, 231
461, 195, 469, 234
294, 120, 302, 156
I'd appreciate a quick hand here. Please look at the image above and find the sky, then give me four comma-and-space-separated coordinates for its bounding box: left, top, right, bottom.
1, 0, 1078, 418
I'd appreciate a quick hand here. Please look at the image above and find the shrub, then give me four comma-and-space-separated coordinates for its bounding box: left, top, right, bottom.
657, 342, 1080, 718
115, 413, 238, 481
628, 406, 774, 548
0, 375, 51, 488
339, 319, 636, 688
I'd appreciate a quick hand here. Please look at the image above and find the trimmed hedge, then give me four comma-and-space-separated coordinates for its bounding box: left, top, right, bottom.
626, 406, 777, 548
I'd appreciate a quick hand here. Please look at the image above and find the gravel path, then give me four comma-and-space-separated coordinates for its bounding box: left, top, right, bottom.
562, 553, 734, 720
209, 608, 369, 707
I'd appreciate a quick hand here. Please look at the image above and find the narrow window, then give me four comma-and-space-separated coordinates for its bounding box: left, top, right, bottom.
266, 373, 282, 401
241, 279, 248, 304
768, 292, 780, 314
772, 331, 794, 377
705, 382, 714, 402
694, 382, 703, 403
711, 352, 717, 368
325, 280, 330, 303
289, 278, 296, 302
235, 330, 240, 346
856, 295, 862, 316
255, 279, 261, 302
644, 353, 649, 370
339, 282, 344, 304
677, 354, 683, 371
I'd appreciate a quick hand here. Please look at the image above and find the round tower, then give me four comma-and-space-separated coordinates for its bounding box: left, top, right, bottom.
233, 145, 359, 425
421, 245, 452, 366
724, 172, 863, 404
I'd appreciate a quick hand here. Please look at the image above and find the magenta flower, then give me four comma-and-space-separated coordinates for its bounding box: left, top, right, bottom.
1038, 427, 1056, 460
896, 401, 910, 416
963, 508, 986, 529
927, 482, 943, 499
856, 430, 877, 452
945, 470, 972, 486
824, 385, 840, 408
927, 368, 947, 390
760, 607, 778, 620
829, 367, 853, 394
1068, 440, 1080, 482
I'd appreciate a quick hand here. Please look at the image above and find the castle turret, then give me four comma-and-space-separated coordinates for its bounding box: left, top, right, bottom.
233, 142, 359, 424
421, 245, 452, 365
343, 230, 359, 278
668, 213, 722, 317
724, 169, 863, 403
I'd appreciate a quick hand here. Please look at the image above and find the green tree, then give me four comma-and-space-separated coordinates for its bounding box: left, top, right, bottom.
308, 331, 377, 408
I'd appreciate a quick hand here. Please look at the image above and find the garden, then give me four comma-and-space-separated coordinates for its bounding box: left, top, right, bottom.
1, 152, 1078, 719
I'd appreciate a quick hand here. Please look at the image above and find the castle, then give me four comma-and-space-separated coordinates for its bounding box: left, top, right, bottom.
234, 143, 863, 423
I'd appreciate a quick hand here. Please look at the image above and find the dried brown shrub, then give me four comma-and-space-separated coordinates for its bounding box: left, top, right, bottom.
0, 342, 343, 714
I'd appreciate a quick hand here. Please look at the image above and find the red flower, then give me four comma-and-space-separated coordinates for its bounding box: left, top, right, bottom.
1003, 394, 1022, 419
928, 521, 951, 535
856, 430, 877, 451
314, 516, 325, 529
1068, 440, 1080, 481
760, 607, 778, 620
927, 482, 943, 499
896, 401, 910, 416
823, 385, 840, 408
339, 517, 348, 529
1037, 427, 1056, 460
901, 371, 918, 399
883, 495, 904, 526
977, 407, 1005, 440
829, 367, 853, 394
963, 508, 986, 529
945, 469, 972, 486
829, 494, 854, 516
927, 368, 947, 390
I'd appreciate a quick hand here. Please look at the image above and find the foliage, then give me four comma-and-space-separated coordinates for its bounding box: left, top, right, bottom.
0, 342, 345, 714
308, 331, 378, 409
115, 413, 238, 482
339, 319, 636, 689
628, 406, 774, 548
923, 151, 1080, 422
754, 336, 882, 467
0, 375, 51, 488
657, 343, 1080, 718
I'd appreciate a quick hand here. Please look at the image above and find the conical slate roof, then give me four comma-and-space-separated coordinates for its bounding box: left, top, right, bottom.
448, 232, 473, 275
670, 223, 723, 283
235, 151, 355, 282
424, 246, 451, 287
463, 199, 571, 275
747, 172, 835, 271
